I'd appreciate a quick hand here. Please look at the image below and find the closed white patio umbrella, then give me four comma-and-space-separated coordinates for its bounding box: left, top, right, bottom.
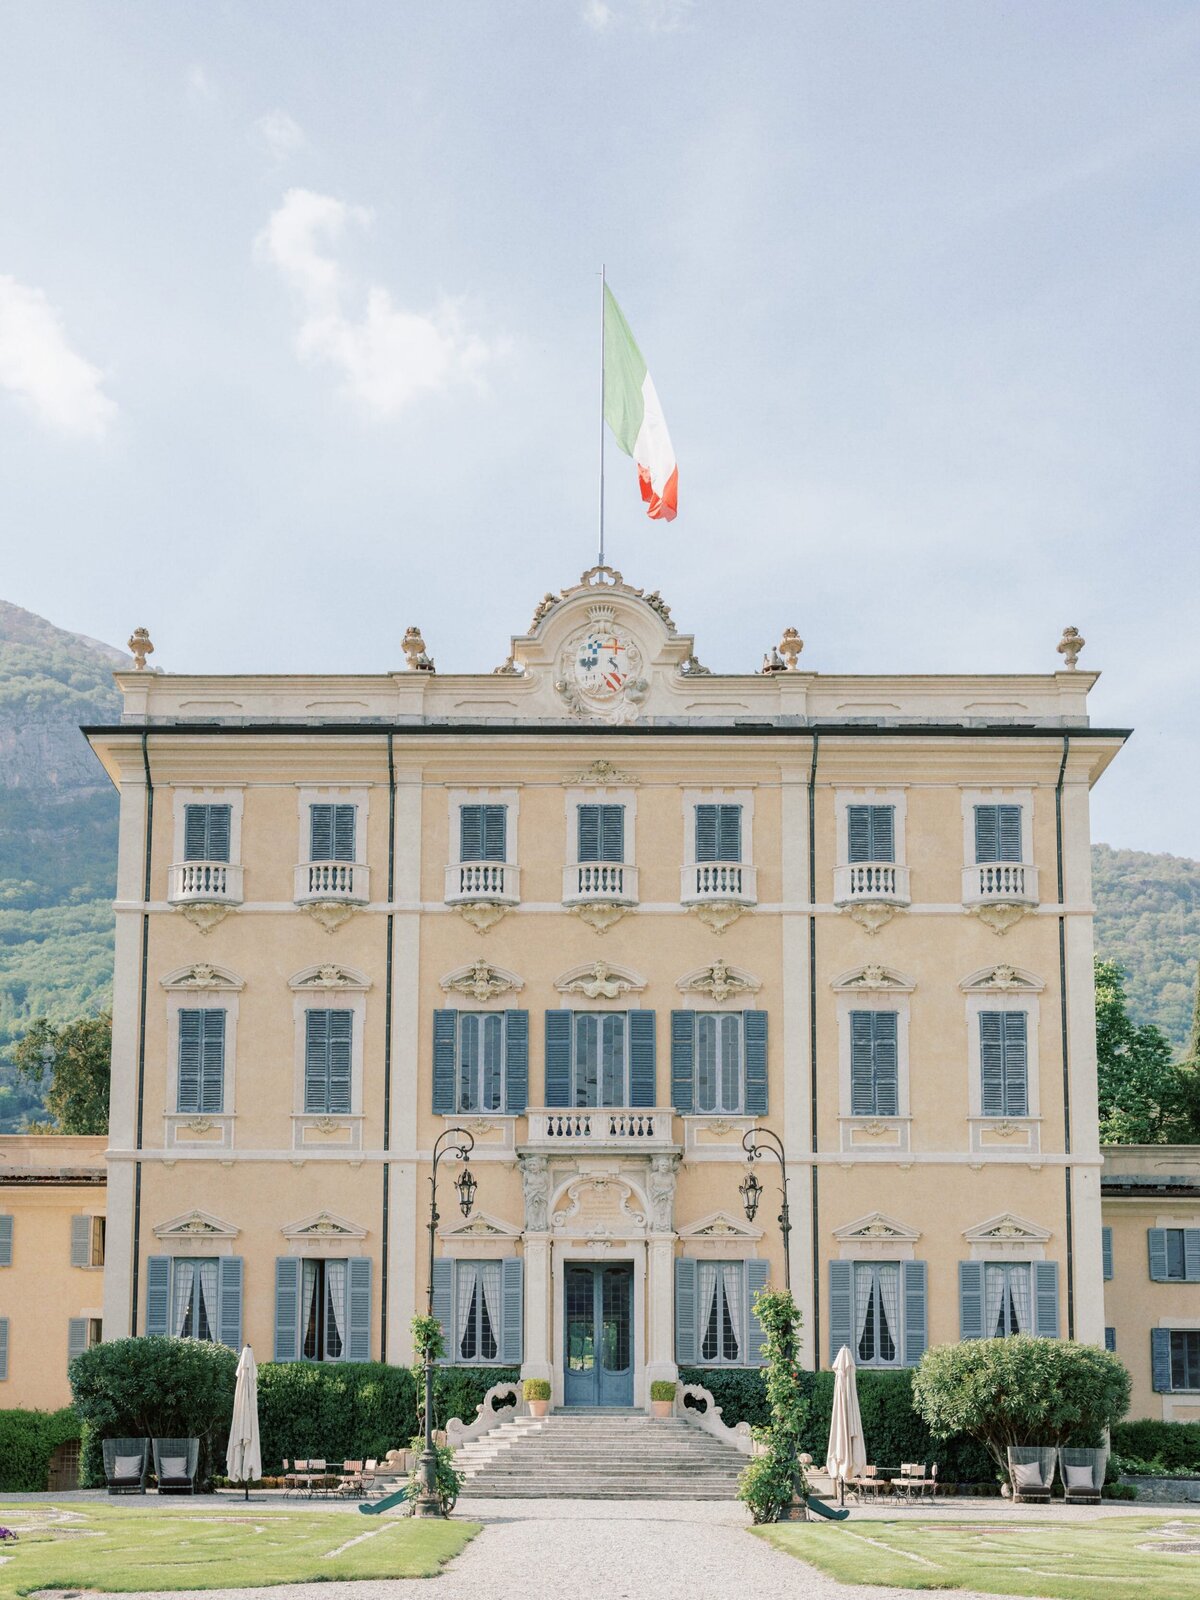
226, 1344, 262, 1501
826, 1343, 866, 1504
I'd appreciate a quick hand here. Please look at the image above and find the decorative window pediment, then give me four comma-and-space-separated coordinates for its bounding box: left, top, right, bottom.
833, 1211, 921, 1244
439, 961, 525, 1002
153, 1209, 240, 1239
832, 964, 916, 993
963, 1212, 1051, 1245
676, 1210, 763, 1242
160, 963, 245, 992
676, 961, 762, 1004
288, 964, 372, 992
960, 964, 1045, 993
562, 759, 641, 787
439, 1211, 523, 1240
281, 1210, 368, 1241
554, 960, 646, 999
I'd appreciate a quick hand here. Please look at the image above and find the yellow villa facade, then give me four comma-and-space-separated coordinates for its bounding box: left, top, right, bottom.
5, 566, 1156, 1418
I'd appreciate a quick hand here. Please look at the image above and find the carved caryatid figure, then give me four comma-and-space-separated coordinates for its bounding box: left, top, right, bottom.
520, 1153, 551, 1233
648, 1153, 678, 1233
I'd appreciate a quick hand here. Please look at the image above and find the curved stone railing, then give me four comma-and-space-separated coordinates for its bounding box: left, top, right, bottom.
676, 1382, 754, 1456
445, 1381, 524, 1448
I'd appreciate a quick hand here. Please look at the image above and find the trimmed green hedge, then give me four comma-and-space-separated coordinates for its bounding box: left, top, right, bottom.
680, 1367, 998, 1485
0, 1407, 81, 1492
1112, 1418, 1200, 1473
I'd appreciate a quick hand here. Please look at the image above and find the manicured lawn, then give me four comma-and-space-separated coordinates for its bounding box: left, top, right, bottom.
0, 1502, 477, 1594
756, 1513, 1200, 1600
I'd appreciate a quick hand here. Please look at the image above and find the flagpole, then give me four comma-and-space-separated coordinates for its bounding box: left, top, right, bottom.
598, 263, 606, 569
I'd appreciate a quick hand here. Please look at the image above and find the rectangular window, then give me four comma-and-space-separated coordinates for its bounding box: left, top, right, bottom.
172, 1258, 219, 1340
309, 803, 356, 862
183, 803, 231, 862
698, 1262, 745, 1365
578, 804, 625, 863
695, 804, 742, 863
301, 1259, 348, 1361
1102, 1225, 1113, 1281
979, 1011, 1028, 1117
853, 1263, 902, 1367
695, 1014, 744, 1114
849, 1010, 899, 1117
572, 1013, 628, 1107
985, 1263, 1033, 1336
458, 1013, 505, 1113
847, 805, 895, 864
460, 803, 507, 862
0, 1317, 7, 1380
974, 804, 1023, 863
455, 1261, 501, 1362
177, 1009, 226, 1115
1170, 1331, 1200, 1391
1165, 1229, 1187, 1281
1105, 1327, 1117, 1352
304, 1009, 353, 1115
91, 1217, 106, 1268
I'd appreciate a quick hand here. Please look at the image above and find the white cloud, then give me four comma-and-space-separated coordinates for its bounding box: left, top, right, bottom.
255, 188, 496, 416
582, 0, 614, 29
583, 0, 691, 30
0, 276, 116, 439
256, 109, 306, 162
186, 63, 215, 104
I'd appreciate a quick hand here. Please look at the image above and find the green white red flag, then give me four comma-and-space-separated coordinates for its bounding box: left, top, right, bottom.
603, 285, 678, 521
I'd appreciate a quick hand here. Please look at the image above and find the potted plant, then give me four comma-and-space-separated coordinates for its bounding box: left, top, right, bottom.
523, 1378, 552, 1419
649, 1380, 677, 1420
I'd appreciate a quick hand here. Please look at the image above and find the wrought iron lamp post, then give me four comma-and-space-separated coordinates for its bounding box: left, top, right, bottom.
413, 1126, 476, 1518
740, 1127, 792, 1294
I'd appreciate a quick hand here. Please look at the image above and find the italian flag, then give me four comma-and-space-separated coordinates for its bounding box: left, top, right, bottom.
603, 284, 678, 521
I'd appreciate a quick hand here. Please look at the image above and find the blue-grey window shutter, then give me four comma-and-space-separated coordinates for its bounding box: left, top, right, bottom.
545, 1011, 572, 1108
1185, 1230, 1200, 1282
601, 805, 624, 862
346, 1257, 372, 1361
745, 1258, 769, 1366
431, 1259, 453, 1363
178, 1009, 203, 1113
903, 1260, 928, 1366
504, 1011, 529, 1114
872, 1012, 899, 1117
68, 1318, 88, 1368
871, 806, 895, 862
1104, 1327, 1116, 1352
959, 1261, 985, 1339
998, 805, 1022, 861
304, 1010, 328, 1113
1148, 1228, 1169, 1282
847, 806, 872, 863
674, 1258, 697, 1363
218, 1257, 243, 1350
1002, 1013, 1028, 1117
743, 1011, 768, 1115
200, 1010, 226, 1115
500, 1257, 523, 1363
1034, 1261, 1059, 1337
578, 805, 601, 862
1151, 1328, 1172, 1392
274, 1257, 301, 1361
979, 1012, 1006, 1117
327, 1010, 353, 1115
459, 805, 483, 861
433, 1009, 457, 1114
333, 805, 356, 862
1102, 1226, 1113, 1281
829, 1261, 853, 1364
206, 804, 231, 863
850, 1012, 876, 1116
184, 805, 208, 860
483, 805, 506, 861
629, 1011, 656, 1108
145, 1255, 171, 1337
974, 805, 997, 862
670, 1011, 695, 1114
0, 1318, 7, 1380
719, 806, 742, 861
694, 805, 719, 862
0, 1214, 11, 1267
71, 1214, 91, 1268
309, 804, 334, 860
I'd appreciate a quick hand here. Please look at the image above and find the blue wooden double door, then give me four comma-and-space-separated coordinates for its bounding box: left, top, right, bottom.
564, 1263, 634, 1407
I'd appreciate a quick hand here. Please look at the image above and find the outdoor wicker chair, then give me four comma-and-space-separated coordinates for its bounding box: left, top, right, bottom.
1058, 1447, 1105, 1505
152, 1437, 199, 1494
1006, 1445, 1057, 1504
102, 1437, 149, 1495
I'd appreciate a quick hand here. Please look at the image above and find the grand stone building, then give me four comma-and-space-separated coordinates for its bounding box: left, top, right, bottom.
58, 569, 1130, 1409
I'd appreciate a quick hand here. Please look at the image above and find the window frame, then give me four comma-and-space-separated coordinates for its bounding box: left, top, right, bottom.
964, 992, 1040, 1121
960, 788, 1034, 870
836, 789, 907, 868
166, 991, 238, 1121
456, 1011, 507, 1114
296, 786, 370, 870
682, 788, 755, 869
176, 1005, 228, 1115
834, 982, 912, 1129
852, 1261, 904, 1369
301, 1257, 350, 1363
1170, 1330, 1200, 1392
571, 1011, 631, 1108
448, 788, 520, 870
849, 1009, 900, 1117
302, 1008, 355, 1116
172, 788, 244, 869
693, 1012, 745, 1115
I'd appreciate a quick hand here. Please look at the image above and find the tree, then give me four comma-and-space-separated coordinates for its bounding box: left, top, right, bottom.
912, 1337, 1130, 1477
736, 1287, 808, 1524
1095, 960, 1181, 1144
11, 1012, 110, 1134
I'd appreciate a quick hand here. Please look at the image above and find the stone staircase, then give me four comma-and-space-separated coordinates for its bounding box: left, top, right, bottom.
455, 1410, 746, 1500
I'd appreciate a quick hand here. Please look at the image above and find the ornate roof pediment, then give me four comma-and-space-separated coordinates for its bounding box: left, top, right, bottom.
439, 1211, 523, 1240
288, 964, 371, 991
959, 965, 1045, 993
832, 1210, 921, 1244
832, 964, 916, 993
676, 961, 762, 1004
555, 960, 646, 999
963, 1212, 1051, 1244
160, 963, 244, 991
440, 961, 525, 1003
282, 1210, 368, 1240
154, 1209, 240, 1239
677, 1210, 763, 1241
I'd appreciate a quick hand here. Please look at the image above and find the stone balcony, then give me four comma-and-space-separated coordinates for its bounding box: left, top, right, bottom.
961, 862, 1039, 907
833, 862, 911, 907
293, 860, 370, 905
168, 861, 244, 907
444, 861, 521, 905
523, 1109, 677, 1152
679, 862, 757, 907
562, 862, 638, 906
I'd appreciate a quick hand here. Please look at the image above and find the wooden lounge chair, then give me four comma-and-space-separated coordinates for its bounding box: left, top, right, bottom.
1058, 1447, 1104, 1505
895, 1462, 937, 1503
306, 1457, 329, 1496
152, 1437, 199, 1494
1007, 1445, 1057, 1504
337, 1459, 365, 1497
845, 1464, 883, 1502
102, 1437, 149, 1495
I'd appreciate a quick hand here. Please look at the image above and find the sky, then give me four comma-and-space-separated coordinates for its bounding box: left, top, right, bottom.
0, 1, 1198, 853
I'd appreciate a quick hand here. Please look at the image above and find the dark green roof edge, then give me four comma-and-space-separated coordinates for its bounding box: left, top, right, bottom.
81, 722, 1134, 740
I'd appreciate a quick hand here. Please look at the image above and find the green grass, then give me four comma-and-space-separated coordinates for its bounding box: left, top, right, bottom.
756, 1513, 1200, 1600
0, 1502, 478, 1594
